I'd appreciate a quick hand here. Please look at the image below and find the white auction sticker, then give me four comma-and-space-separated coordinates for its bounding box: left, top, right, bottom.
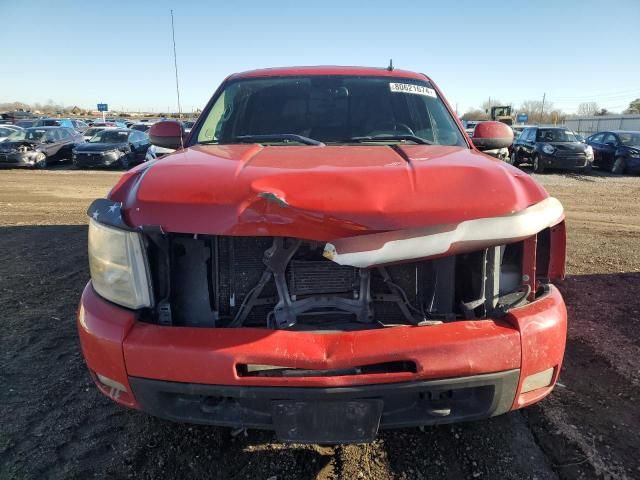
389, 83, 437, 97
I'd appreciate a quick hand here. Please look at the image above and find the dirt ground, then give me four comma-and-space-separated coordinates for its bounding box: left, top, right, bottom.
1, 166, 639, 479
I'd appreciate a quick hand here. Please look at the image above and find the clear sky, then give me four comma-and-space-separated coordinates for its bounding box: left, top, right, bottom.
1, 0, 639, 114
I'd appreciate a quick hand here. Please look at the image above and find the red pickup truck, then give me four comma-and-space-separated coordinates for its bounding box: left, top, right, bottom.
78, 66, 567, 444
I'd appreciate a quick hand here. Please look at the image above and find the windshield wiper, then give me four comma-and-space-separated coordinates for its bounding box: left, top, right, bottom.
227, 134, 325, 146
348, 135, 432, 145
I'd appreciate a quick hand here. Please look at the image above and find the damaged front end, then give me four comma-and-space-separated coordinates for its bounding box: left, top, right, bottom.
91, 197, 565, 332
0, 141, 44, 166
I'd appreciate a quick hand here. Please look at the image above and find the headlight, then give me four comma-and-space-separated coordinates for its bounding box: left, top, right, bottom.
106, 149, 124, 157
629, 150, 640, 158
584, 146, 594, 158
88, 219, 152, 309
542, 144, 555, 155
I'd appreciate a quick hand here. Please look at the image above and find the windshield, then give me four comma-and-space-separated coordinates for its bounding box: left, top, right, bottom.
618, 132, 640, 146
89, 130, 130, 143
84, 127, 105, 137
7, 128, 47, 142
196, 75, 465, 146
131, 124, 150, 132
536, 129, 577, 143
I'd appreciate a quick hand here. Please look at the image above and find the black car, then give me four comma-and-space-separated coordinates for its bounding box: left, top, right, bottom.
0, 126, 83, 168
509, 126, 594, 173
586, 130, 640, 174
72, 128, 151, 169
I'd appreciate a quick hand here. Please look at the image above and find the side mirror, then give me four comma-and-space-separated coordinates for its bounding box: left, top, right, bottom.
471, 121, 514, 151
149, 120, 185, 150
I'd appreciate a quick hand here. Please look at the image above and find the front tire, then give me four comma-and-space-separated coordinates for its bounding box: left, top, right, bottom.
612, 157, 626, 175
35, 152, 47, 169
532, 154, 545, 173
118, 155, 131, 170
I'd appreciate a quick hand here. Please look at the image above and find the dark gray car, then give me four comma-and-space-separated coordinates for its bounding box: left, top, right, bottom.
72, 128, 151, 169
0, 126, 83, 168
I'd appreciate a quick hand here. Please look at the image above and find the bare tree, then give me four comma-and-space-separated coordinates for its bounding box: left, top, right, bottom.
577, 102, 599, 116
461, 109, 489, 121
518, 100, 558, 123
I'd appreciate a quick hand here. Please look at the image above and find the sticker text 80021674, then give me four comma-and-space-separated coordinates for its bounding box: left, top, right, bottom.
389, 83, 437, 98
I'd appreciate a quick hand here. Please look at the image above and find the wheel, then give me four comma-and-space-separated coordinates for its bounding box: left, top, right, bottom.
612, 157, 626, 175
532, 154, 545, 173
118, 155, 131, 170
34, 152, 47, 169
509, 150, 518, 166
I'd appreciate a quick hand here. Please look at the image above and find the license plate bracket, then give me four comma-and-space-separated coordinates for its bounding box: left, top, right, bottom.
272, 399, 383, 444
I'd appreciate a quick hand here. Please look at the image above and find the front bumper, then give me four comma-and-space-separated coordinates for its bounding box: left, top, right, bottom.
73, 152, 122, 168
77, 283, 567, 440
0, 151, 39, 166
540, 153, 591, 170
130, 370, 519, 443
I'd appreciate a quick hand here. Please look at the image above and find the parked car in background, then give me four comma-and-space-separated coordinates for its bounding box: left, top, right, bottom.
79, 66, 566, 444
82, 126, 114, 142
72, 128, 152, 169
91, 121, 121, 128
70, 119, 89, 133
0, 126, 82, 168
1, 111, 36, 124
0, 125, 23, 142
586, 130, 640, 174
510, 126, 593, 173
105, 118, 128, 128
130, 122, 152, 133
15, 120, 36, 128
32, 118, 75, 129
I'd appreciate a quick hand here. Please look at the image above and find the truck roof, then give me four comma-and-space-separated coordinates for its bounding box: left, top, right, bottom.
229, 66, 429, 81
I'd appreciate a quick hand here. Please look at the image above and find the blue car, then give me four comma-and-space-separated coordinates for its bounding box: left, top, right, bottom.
587, 130, 640, 174
32, 118, 75, 129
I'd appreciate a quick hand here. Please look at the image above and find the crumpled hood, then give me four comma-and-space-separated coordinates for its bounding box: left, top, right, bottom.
112, 144, 549, 241
0, 141, 39, 151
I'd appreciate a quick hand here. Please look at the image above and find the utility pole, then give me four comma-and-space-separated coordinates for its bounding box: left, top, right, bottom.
540, 93, 546, 123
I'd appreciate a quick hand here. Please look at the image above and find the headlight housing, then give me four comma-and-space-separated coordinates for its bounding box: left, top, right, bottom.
88, 219, 152, 309
584, 146, 594, 159
542, 144, 556, 155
